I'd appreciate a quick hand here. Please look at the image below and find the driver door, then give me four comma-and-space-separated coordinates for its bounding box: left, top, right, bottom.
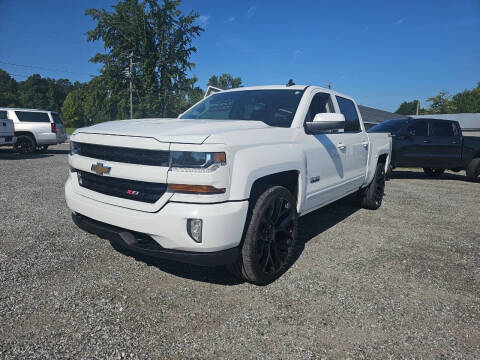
302, 91, 347, 211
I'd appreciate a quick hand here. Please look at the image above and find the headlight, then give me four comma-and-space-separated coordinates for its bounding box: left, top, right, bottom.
170, 151, 226, 172
70, 141, 79, 155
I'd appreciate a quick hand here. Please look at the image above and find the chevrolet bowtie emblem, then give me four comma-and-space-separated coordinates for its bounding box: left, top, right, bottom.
91, 162, 111, 176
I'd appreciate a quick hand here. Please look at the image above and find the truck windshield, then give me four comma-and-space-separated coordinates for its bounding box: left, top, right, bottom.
368, 119, 407, 134
180, 89, 304, 128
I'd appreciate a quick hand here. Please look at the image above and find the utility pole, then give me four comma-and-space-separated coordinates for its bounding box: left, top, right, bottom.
328, 82, 332, 89
416, 100, 419, 115
129, 52, 133, 119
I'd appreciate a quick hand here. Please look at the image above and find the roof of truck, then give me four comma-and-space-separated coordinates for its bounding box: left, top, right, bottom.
0, 107, 57, 113
219, 85, 353, 100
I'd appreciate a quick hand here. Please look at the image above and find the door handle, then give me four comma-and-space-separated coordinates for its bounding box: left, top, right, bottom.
337, 143, 346, 150
452, 141, 458, 144
361, 142, 369, 148
423, 140, 431, 143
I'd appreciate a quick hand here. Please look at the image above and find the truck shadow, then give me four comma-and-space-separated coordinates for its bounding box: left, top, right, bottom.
391, 170, 472, 182
0, 148, 69, 160
110, 196, 360, 286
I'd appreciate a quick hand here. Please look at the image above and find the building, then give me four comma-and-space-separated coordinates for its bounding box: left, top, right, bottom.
357, 105, 400, 129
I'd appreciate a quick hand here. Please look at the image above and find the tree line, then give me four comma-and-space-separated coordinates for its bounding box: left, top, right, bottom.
395, 82, 480, 115
0, 0, 242, 128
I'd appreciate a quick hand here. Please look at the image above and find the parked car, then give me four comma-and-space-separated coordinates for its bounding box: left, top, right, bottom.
368, 117, 480, 181
66, 85, 392, 284
0, 110, 16, 147
0, 108, 68, 154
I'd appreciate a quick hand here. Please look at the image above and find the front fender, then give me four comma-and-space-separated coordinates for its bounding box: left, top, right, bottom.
229, 144, 306, 205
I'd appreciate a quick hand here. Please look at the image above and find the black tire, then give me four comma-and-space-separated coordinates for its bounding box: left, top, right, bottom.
230, 186, 298, 285
360, 162, 386, 210
386, 163, 393, 180
14, 135, 36, 154
466, 158, 480, 182
423, 167, 445, 177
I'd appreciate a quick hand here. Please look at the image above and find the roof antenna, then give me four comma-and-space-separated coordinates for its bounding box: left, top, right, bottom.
286, 79, 295, 87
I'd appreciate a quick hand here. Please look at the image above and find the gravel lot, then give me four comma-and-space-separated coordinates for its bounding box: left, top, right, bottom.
1, 143, 479, 359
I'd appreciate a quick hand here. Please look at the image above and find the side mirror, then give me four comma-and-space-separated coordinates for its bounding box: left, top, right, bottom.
305, 113, 345, 134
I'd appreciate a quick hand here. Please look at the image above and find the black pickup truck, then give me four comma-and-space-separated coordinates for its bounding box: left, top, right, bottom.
368, 117, 480, 181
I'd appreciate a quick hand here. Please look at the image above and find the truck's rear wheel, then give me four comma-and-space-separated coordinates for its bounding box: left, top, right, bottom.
360, 162, 386, 210
466, 158, 480, 182
230, 186, 298, 285
14, 135, 36, 154
423, 168, 445, 177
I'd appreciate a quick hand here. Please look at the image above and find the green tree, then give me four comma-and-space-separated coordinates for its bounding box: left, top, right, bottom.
450, 82, 480, 113
424, 91, 454, 114
85, 0, 203, 121
395, 100, 420, 115
0, 69, 19, 107
207, 73, 242, 89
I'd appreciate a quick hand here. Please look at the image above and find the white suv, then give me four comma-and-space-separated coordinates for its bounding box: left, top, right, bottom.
0, 108, 68, 154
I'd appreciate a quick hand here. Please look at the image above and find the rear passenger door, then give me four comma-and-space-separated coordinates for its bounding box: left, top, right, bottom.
395, 119, 430, 167
14, 111, 51, 143
335, 96, 369, 190
428, 120, 462, 168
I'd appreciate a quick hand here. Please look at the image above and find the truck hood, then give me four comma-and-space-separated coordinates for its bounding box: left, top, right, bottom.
76, 118, 270, 144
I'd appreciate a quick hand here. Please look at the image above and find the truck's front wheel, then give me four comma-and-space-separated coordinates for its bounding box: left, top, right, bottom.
466, 158, 480, 182
231, 186, 298, 285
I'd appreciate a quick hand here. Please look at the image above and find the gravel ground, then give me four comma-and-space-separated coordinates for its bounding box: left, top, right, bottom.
1, 143, 479, 359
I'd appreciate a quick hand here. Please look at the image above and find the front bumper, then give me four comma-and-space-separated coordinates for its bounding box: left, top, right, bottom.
65, 177, 248, 255
72, 213, 239, 266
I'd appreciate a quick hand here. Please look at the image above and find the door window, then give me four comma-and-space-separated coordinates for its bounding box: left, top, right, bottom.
304, 93, 333, 122
431, 121, 454, 136
336, 96, 360, 132
407, 120, 428, 136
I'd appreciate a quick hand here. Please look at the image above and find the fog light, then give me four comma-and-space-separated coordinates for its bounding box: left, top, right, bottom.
187, 219, 202, 243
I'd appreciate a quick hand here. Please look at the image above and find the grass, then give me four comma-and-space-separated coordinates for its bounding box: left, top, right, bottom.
66, 127, 77, 135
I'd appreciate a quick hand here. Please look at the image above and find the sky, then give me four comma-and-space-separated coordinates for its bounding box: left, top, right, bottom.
0, 0, 479, 112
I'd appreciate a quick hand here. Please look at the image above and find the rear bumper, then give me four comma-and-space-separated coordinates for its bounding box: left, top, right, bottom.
0, 136, 16, 146
72, 213, 239, 266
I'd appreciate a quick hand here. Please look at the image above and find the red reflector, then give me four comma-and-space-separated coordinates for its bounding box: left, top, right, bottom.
51, 122, 57, 133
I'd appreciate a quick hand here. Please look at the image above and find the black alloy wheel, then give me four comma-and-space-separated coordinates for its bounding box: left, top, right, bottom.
15, 136, 36, 154
229, 186, 298, 285
256, 194, 296, 275
361, 162, 386, 210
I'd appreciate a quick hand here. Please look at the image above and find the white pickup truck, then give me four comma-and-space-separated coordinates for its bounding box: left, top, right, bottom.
0, 111, 16, 147
66, 85, 391, 284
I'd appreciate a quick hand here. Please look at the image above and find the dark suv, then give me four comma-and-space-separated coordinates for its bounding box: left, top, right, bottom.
369, 117, 480, 181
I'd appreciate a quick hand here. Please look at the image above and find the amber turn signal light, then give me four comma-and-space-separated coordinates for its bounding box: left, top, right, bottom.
168, 184, 226, 194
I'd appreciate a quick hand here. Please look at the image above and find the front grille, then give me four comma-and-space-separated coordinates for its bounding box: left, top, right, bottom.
4, 137, 12, 142
75, 142, 169, 166
77, 170, 167, 203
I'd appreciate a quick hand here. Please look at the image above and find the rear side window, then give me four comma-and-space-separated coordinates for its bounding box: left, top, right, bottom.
336, 96, 360, 132
407, 120, 428, 136
15, 111, 50, 123
0, 110, 8, 119
51, 113, 64, 125
431, 120, 455, 136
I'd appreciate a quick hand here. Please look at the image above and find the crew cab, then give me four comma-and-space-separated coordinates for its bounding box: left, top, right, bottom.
0, 110, 16, 147
369, 117, 480, 181
0, 108, 68, 154
65, 85, 391, 284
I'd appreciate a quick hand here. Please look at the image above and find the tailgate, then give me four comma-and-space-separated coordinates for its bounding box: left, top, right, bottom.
0, 119, 14, 136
